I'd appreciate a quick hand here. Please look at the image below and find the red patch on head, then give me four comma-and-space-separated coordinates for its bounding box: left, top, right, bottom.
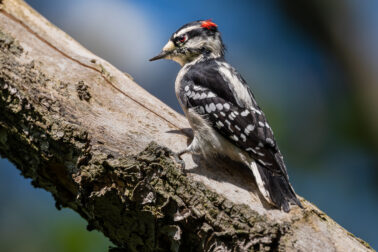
201, 19, 217, 30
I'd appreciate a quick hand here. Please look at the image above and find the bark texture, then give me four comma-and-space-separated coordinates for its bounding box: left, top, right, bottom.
0, 0, 374, 251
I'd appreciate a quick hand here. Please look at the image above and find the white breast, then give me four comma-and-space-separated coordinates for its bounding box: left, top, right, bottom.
175, 65, 189, 102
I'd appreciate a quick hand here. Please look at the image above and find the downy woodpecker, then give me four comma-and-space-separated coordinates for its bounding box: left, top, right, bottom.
150, 20, 302, 212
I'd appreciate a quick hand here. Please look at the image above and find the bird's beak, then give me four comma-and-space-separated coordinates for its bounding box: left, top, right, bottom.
149, 51, 170, 61
149, 40, 175, 61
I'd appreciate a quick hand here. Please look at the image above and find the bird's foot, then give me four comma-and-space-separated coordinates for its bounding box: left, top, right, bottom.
160, 146, 187, 174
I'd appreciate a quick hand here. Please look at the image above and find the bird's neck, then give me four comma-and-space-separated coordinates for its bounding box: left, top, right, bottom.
182, 50, 221, 67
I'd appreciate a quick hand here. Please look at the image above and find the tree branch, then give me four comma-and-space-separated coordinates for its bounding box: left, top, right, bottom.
0, 0, 373, 251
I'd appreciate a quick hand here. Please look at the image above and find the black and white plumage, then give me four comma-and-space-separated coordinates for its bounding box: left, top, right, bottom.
150, 20, 302, 212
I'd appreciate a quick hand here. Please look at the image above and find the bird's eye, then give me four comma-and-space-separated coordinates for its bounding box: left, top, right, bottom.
177, 35, 187, 43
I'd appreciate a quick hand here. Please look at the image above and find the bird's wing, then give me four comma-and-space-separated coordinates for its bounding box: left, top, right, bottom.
180, 63, 288, 177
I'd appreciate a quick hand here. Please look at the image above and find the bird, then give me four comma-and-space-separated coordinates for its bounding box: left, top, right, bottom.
149, 20, 302, 212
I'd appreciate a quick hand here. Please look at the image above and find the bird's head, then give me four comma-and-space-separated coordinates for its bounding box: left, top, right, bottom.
150, 20, 225, 66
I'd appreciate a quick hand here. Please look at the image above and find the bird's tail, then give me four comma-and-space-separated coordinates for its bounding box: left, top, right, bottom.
251, 162, 302, 212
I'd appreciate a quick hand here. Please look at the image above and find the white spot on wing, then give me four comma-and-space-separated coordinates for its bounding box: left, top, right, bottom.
246, 124, 254, 131
193, 85, 202, 91
205, 104, 211, 113
266, 138, 274, 146
240, 133, 246, 142
225, 120, 233, 132
231, 135, 239, 141
246, 147, 257, 154
216, 121, 224, 128
244, 124, 254, 135
258, 159, 272, 166
216, 103, 223, 110
251, 107, 262, 115
223, 103, 230, 111
207, 92, 216, 98
209, 103, 216, 112
241, 110, 250, 117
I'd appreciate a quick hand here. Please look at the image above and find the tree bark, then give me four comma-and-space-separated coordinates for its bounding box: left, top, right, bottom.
0, 0, 373, 251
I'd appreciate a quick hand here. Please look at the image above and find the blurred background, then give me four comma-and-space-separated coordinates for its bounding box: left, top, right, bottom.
0, 0, 377, 250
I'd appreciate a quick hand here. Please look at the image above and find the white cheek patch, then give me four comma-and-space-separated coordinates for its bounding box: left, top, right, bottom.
185, 37, 205, 51
182, 34, 223, 58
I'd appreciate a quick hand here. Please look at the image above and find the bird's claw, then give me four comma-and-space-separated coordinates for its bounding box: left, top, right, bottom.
172, 153, 186, 173
161, 146, 187, 173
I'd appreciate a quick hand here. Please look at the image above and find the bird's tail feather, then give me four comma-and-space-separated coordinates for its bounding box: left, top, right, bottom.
252, 162, 302, 212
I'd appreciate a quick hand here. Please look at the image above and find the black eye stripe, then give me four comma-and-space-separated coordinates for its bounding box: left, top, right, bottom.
173, 35, 184, 41
173, 36, 185, 46
186, 29, 204, 38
